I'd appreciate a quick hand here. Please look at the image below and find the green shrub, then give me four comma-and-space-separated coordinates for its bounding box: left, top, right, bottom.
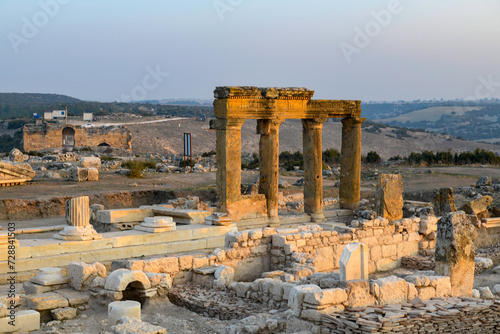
202, 150, 216, 157
365, 151, 381, 164
122, 159, 157, 178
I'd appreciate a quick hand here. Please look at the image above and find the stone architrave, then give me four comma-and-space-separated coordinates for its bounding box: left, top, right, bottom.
339, 242, 368, 282
374, 174, 403, 221
134, 217, 176, 233
0, 160, 36, 187
54, 196, 102, 241
433, 188, 457, 216
434, 211, 475, 297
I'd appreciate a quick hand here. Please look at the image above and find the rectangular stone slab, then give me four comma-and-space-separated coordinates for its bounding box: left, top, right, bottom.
0, 310, 40, 332
96, 209, 153, 224
141, 206, 211, 225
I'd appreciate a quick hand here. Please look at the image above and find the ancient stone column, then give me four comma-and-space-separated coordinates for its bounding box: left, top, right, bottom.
66, 196, 90, 227
54, 196, 101, 241
215, 118, 245, 212
302, 118, 326, 221
340, 117, 365, 209
257, 119, 282, 220
434, 211, 475, 297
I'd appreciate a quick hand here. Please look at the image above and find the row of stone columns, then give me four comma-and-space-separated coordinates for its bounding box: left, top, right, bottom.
216, 116, 365, 222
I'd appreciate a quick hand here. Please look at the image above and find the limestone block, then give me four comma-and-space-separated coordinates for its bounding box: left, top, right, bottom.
178, 255, 193, 270
478, 286, 495, 299
87, 167, 99, 181
205, 212, 232, 226
105, 269, 151, 292
0, 310, 40, 332
434, 212, 475, 297
433, 188, 457, 216
135, 216, 176, 233
214, 265, 234, 280
404, 275, 431, 287
111, 316, 167, 334
26, 292, 69, 311
492, 284, 500, 296
345, 280, 376, 308
108, 301, 141, 326
96, 209, 154, 224
146, 273, 172, 290
417, 286, 436, 300
81, 157, 101, 168
68, 262, 107, 291
460, 195, 493, 219
23, 281, 67, 295
475, 257, 493, 270
375, 174, 403, 221
142, 257, 178, 274
30, 267, 69, 286
476, 176, 492, 187
430, 276, 452, 297
69, 166, 89, 182
224, 194, 268, 222
373, 276, 407, 305
51, 307, 77, 321
288, 285, 321, 316
314, 247, 334, 272
303, 288, 348, 306
146, 206, 211, 224
339, 243, 368, 282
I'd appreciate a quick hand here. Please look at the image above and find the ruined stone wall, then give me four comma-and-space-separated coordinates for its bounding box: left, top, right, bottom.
269, 216, 436, 275
22, 123, 131, 151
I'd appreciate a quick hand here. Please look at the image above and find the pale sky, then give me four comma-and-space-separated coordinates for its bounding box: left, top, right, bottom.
1, 0, 499, 102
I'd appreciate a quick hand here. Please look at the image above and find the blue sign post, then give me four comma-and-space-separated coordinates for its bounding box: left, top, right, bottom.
183, 133, 192, 172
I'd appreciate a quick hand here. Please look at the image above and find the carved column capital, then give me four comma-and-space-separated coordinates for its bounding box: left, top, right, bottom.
341, 117, 366, 128
302, 118, 327, 131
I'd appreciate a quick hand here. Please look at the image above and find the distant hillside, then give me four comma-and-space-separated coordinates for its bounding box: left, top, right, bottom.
127, 118, 500, 160
0, 93, 213, 120
363, 101, 500, 143
0, 93, 82, 106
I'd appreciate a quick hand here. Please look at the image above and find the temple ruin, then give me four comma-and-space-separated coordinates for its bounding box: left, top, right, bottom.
1, 87, 500, 333
213, 86, 365, 225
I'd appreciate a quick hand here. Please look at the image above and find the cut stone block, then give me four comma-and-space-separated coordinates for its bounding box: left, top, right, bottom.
205, 212, 232, 226
461, 195, 493, 219
108, 300, 141, 326
434, 211, 475, 297
26, 292, 69, 311
135, 216, 176, 233
0, 310, 40, 332
68, 261, 107, 291
87, 167, 99, 181
81, 157, 101, 168
373, 276, 407, 305
340, 242, 368, 282
143, 205, 211, 225
97, 209, 154, 224
30, 268, 69, 286
56, 289, 90, 306
288, 284, 321, 316
51, 307, 77, 321
214, 265, 235, 280
23, 281, 68, 295
375, 174, 403, 221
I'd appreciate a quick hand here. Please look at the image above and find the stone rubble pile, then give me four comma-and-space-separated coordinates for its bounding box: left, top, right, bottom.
169, 282, 273, 320
322, 297, 500, 334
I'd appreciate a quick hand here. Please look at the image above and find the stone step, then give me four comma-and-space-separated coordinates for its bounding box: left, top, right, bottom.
193, 265, 218, 275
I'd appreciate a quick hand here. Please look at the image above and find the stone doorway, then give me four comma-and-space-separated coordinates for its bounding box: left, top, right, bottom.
62, 127, 75, 147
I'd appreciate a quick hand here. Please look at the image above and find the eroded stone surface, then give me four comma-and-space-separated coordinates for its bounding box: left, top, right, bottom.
340, 242, 368, 282
434, 212, 475, 297
375, 174, 403, 221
